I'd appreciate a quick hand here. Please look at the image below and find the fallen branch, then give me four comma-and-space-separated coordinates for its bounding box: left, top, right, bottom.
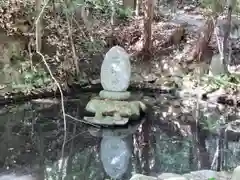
35, 1, 67, 179
65, 114, 100, 128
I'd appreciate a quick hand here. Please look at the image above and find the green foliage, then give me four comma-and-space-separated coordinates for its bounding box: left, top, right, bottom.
201, 73, 240, 91
200, 113, 224, 134
62, 0, 133, 20
200, 0, 224, 13
81, 39, 105, 54
233, 0, 240, 13
116, 7, 133, 20
200, 0, 240, 13
3, 61, 51, 92
20, 68, 51, 88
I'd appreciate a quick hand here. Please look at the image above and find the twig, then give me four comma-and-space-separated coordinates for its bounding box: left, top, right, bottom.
64, 1, 80, 75
35, 1, 67, 179
65, 114, 100, 128
72, 17, 88, 40
65, 130, 87, 144
211, 140, 219, 169
212, 17, 223, 57
110, 0, 115, 26
27, 38, 34, 70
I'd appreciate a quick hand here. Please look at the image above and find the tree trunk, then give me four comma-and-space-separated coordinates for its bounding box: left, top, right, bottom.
35, 0, 42, 52
136, 0, 142, 16
222, 1, 233, 74
123, 0, 136, 10
142, 0, 154, 57
189, 18, 215, 63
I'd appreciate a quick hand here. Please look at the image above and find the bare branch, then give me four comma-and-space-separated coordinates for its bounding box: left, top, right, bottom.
65, 114, 100, 128
66, 13, 80, 75
35, 0, 67, 179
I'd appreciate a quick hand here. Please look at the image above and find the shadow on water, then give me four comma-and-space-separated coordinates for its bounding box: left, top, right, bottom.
0, 92, 239, 180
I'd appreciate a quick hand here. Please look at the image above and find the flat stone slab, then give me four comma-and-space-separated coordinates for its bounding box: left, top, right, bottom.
158, 173, 187, 180
129, 174, 157, 180
99, 90, 131, 100
84, 116, 129, 126
85, 99, 147, 117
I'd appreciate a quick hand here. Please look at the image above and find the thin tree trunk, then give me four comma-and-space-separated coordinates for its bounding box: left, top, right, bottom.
136, 0, 142, 16
142, 0, 154, 57
123, 0, 136, 10
35, 0, 42, 52
222, 2, 233, 73
190, 18, 215, 63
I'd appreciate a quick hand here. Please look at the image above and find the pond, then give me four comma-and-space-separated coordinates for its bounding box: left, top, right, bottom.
0, 92, 239, 180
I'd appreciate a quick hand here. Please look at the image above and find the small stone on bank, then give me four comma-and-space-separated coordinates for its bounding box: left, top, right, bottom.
231, 165, 240, 180
158, 173, 187, 180
129, 174, 157, 180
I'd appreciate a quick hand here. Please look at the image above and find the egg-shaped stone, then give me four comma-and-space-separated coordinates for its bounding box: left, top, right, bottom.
101, 46, 131, 91
100, 137, 131, 179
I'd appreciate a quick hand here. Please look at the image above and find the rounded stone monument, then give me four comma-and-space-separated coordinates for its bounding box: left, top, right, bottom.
101, 45, 131, 92
84, 46, 146, 126
99, 46, 131, 100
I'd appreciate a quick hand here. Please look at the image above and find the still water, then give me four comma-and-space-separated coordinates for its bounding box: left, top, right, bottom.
0, 92, 239, 180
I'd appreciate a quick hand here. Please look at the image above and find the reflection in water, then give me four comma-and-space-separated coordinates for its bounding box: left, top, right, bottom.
91, 119, 142, 179
0, 94, 239, 179
0, 174, 34, 180
100, 137, 131, 179
139, 119, 151, 175
190, 124, 210, 170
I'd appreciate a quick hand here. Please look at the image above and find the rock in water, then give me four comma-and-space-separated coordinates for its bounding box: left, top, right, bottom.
231, 166, 240, 180
209, 53, 227, 76
101, 46, 131, 91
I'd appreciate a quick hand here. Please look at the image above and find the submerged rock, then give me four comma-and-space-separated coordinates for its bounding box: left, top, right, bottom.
100, 46, 131, 91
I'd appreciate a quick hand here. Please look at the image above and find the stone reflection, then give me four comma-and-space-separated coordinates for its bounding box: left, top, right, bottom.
89, 119, 143, 179
100, 137, 131, 179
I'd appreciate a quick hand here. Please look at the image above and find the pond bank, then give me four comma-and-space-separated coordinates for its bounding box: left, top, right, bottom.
130, 167, 238, 180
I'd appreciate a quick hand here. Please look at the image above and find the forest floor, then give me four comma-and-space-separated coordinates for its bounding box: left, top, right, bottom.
0, 1, 239, 107
75, 5, 240, 107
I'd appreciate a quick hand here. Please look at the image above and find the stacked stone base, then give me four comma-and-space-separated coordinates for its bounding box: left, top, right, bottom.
84, 91, 146, 126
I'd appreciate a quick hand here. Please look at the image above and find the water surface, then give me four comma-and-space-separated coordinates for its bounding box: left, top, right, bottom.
0, 92, 239, 180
